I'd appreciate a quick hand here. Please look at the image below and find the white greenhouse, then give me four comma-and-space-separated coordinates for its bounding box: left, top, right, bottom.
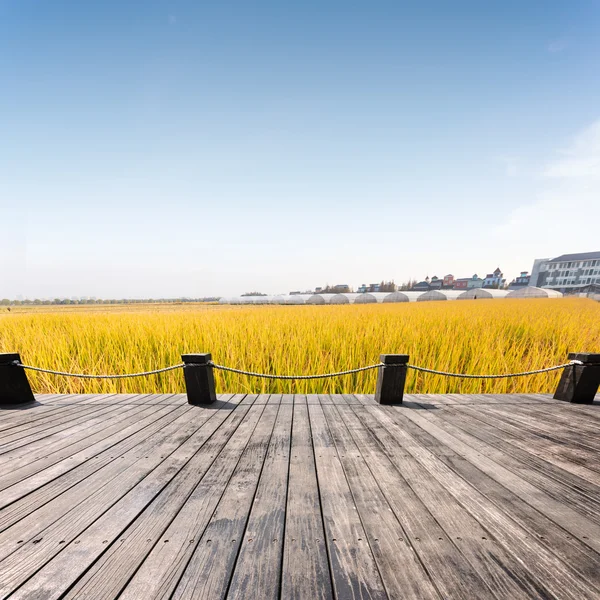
381, 291, 415, 302
416, 290, 464, 301
457, 289, 510, 300
219, 287, 564, 304
354, 293, 378, 304
506, 286, 563, 298
284, 294, 312, 305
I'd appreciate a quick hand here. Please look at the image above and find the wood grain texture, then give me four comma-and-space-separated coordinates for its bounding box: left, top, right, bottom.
226, 404, 293, 600
309, 400, 387, 599
281, 402, 333, 600
0, 393, 598, 599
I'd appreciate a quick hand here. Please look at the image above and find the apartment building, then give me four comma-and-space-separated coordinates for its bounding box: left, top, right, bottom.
530, 251, 600, 291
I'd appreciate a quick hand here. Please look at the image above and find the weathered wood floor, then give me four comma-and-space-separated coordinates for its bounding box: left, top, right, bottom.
0, 393, 599, 599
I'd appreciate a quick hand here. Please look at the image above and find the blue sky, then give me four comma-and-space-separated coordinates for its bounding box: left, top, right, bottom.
1, 0, 599, 298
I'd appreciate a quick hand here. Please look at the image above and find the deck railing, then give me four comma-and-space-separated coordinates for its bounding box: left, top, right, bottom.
1, 352, 598, 406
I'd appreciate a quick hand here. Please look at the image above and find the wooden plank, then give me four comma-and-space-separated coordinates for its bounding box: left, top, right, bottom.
352, 393, 377, 406
481, 403, 600, 453
0, 400, 233, 597
170, 404, 279, 600
281, 393, 294, 404
384, 406, 600, 595
0, 401, 111, 447
515, 397, 600, 429
472, 405, 600, 476
319, 404, 442, 599
47, 393, 127, 406
0, 399, 141, 466
140, 394, 183, 406
48, 395, 253, 599
32, 394, 99, 406
240, 394, 261, 405
308, 401, 387, 599
0, 401, 81, 433
0, 393, 598, 599
347, 405, 575, 598
150, 393, 185, 405
447, 405, 600, 489
0, 403, 164, 494
341, 394, 362, 405
281, 402, 333, 600
388, 406, 600, 587
0, 404, 175, 514
316, 394, 334, 405
8, 396, 256, 600
413, 393, 460, 405
33, 394, 62, 401
326, 394, 348, 405
0, 404, 192, 560
267, 394, 283, 405
0, 405, 95, 444
227, 404, 293, 600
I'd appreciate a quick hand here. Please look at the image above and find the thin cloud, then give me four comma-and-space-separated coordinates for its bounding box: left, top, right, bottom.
168, 14, 177, 25
495, 119, 600, 244
543, 120, 600, 179
547, 38, 568, 53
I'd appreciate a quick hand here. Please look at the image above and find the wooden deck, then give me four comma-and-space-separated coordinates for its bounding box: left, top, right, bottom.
0, 393, 599, 599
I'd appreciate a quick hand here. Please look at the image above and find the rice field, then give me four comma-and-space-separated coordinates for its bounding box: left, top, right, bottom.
1, 298, 599, 396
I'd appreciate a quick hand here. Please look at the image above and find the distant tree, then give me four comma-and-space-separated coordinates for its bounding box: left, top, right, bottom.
0, 299, 9, 305
241, 291, 267, 296
399, 279, 417, 291
379, 280, 397, 293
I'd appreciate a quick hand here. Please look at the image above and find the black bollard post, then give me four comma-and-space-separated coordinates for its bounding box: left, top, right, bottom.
375, 354, 410, 404
554, 353, 600, 404
0, 353, 36, 405
181, 353, 217, 405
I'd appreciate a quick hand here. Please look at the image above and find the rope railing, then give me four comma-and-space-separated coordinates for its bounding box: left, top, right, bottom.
405, 361, 582, 379
12, 361, 185, 379
207, 361, 384, 380
2, 350, 597, 405
11, 358, 582, 380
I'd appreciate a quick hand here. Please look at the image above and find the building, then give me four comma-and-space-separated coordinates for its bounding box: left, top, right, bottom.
453, 278, 470, 290
412, 281, 431, 292
483, 268, 505, 289
357, 283, 381, 293
358, 282, 397, 293
508, 271, 531, 289
453, 275, 483, 290
442, 274, 455, 289
530, 251, 600, 292
429, 276, 443, 290
467, 275, 484, 289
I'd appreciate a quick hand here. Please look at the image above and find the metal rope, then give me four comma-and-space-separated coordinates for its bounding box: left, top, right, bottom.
207, 361, 385, 380
13, 361, 185, 379
406, 360, 582, 379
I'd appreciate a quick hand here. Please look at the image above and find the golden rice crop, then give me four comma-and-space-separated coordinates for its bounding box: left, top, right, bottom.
0, 298, 598, 396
